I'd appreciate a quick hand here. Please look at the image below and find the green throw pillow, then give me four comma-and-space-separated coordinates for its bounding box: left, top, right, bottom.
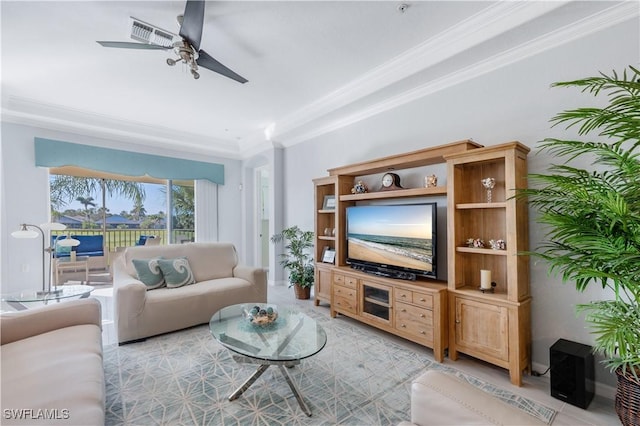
132, 258, 165, 290
158, 257, 196, 288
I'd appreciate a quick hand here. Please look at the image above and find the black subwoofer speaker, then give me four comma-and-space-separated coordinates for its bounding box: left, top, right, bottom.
550, 338, 594, 409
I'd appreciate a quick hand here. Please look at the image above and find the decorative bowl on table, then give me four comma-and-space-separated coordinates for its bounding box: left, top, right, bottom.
245, 305, 278, 327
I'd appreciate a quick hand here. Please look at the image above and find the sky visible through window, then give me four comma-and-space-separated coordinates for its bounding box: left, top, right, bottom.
63, 183, 166, 215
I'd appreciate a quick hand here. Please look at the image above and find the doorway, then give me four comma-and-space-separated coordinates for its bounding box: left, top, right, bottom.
256, 166, 270, 270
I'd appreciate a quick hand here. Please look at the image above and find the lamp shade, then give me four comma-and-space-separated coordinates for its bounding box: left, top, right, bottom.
40, 222, 66, 231
57, 236, 80, 247
11, 225, 39, 239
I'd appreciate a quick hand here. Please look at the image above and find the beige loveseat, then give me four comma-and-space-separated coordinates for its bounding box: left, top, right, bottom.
399, 370, 545, 425
0, 298, 105, 425
113, 242, 267, 344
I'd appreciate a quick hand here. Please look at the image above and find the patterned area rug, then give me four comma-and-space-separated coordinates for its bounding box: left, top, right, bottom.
104, 308, 555, 425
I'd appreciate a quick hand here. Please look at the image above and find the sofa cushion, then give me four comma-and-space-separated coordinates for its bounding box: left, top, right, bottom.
123, 243, 238, 281
132, 257, 165, 289
0, 324, 104, 425
158, 257, 196, 288
125, 277, 262, 340
70, 235, 104, 257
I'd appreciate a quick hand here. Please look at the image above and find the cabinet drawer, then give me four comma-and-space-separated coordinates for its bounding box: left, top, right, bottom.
395, 289, 433, 309
333, 285, 357, 314
412, 292, 433, 309
333, 273, 357, 289
395, 302, 433, 341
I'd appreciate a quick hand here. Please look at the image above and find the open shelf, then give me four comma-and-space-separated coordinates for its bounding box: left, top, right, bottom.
456, 202, 507, 209
364, 296, 390, 306
452, 286, 514, 303
340, 186, 447, 201
456, 247, 508, 256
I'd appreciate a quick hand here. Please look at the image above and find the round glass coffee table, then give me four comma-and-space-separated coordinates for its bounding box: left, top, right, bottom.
209, 303, 327, 417
1, 285, 94, 311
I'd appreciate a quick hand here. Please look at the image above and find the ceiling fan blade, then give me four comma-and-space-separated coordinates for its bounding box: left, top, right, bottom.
97, 41, 170, 50
196, 50, 248, 84
179, 0, 204, 52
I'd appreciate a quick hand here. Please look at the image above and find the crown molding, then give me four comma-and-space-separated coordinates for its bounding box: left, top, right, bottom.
2, 96, 243, 159
239, 1, 569, 157
268, 1, 568, 144
277, 1, 639, 147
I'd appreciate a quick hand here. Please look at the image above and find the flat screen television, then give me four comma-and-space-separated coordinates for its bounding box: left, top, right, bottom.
346, 203, 437, 280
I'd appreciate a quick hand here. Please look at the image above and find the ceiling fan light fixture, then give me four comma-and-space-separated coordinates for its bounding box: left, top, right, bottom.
99, 3, 247, 84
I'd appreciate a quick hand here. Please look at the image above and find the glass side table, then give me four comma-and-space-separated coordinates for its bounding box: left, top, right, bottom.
1, 285, 94, 311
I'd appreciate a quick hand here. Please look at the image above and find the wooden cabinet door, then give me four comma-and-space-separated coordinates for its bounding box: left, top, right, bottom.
455, 297, 508, 362
314, 266, 332, 306
360, 279, 392, 325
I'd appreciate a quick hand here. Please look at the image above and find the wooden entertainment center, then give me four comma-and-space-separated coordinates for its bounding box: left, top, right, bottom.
313, 139, 531, 385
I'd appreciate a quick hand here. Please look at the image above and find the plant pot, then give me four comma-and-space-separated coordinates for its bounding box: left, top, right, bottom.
293, 284, 311, 300
615, 367, 640, 426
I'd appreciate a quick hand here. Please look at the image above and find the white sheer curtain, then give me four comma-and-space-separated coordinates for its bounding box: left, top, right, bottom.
195, 180, 218, 242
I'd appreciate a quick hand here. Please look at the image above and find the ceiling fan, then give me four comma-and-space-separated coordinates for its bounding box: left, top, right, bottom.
97, 0, 247, 83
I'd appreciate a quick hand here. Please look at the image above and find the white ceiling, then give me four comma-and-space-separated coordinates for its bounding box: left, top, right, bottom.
1, 1, 635, 159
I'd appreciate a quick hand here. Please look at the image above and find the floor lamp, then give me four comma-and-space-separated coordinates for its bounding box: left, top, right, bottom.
11, 223, 79, 295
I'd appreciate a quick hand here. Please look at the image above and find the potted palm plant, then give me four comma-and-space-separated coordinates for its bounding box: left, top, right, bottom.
271, 225, 315, 299
520, 66, 639, 425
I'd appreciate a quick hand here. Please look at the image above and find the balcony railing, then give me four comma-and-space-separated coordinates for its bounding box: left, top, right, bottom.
52, 229, 195, 253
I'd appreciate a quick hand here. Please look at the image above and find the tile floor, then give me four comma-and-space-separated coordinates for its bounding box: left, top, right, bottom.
92, 284, 619, 425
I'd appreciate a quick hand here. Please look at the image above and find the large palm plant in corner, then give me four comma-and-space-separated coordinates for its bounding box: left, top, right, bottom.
520, 66, 640, 424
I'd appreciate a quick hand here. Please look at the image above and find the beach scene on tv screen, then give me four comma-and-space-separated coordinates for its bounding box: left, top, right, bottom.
347, 205, 434, 272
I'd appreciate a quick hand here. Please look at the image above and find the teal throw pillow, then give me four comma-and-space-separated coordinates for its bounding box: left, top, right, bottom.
158, 257, 196, 288
132, 258, 165, 290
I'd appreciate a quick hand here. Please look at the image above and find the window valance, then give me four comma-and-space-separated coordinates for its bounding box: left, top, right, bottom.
34, 138, 224, 184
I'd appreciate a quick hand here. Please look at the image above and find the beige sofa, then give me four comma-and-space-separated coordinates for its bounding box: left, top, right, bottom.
113, 242, 267, 344
399, 370, 545, 425
0, 298, 105, 425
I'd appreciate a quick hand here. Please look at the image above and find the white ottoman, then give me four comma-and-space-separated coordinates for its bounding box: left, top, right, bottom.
399, 370, 546, 425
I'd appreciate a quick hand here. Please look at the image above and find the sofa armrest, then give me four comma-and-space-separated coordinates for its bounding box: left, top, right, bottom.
233, 265, 266, 283
0, 298, 101, 345
113, 256, 147, 314
233, 265, 268, 299
114, 280, 147, 314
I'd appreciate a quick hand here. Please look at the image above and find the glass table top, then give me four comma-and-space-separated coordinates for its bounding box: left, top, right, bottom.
209, 303, 327, 362
2, 285, 94, 303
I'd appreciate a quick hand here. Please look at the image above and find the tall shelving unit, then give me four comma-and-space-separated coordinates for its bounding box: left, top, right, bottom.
312, 175, 337, 306
445, 142, 531, 386
313, 175, 354, 306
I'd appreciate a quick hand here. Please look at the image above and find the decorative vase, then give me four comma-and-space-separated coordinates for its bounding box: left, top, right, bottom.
615, 367, 640, 426
482, 177, 496, 203
293, 284, 311, 300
